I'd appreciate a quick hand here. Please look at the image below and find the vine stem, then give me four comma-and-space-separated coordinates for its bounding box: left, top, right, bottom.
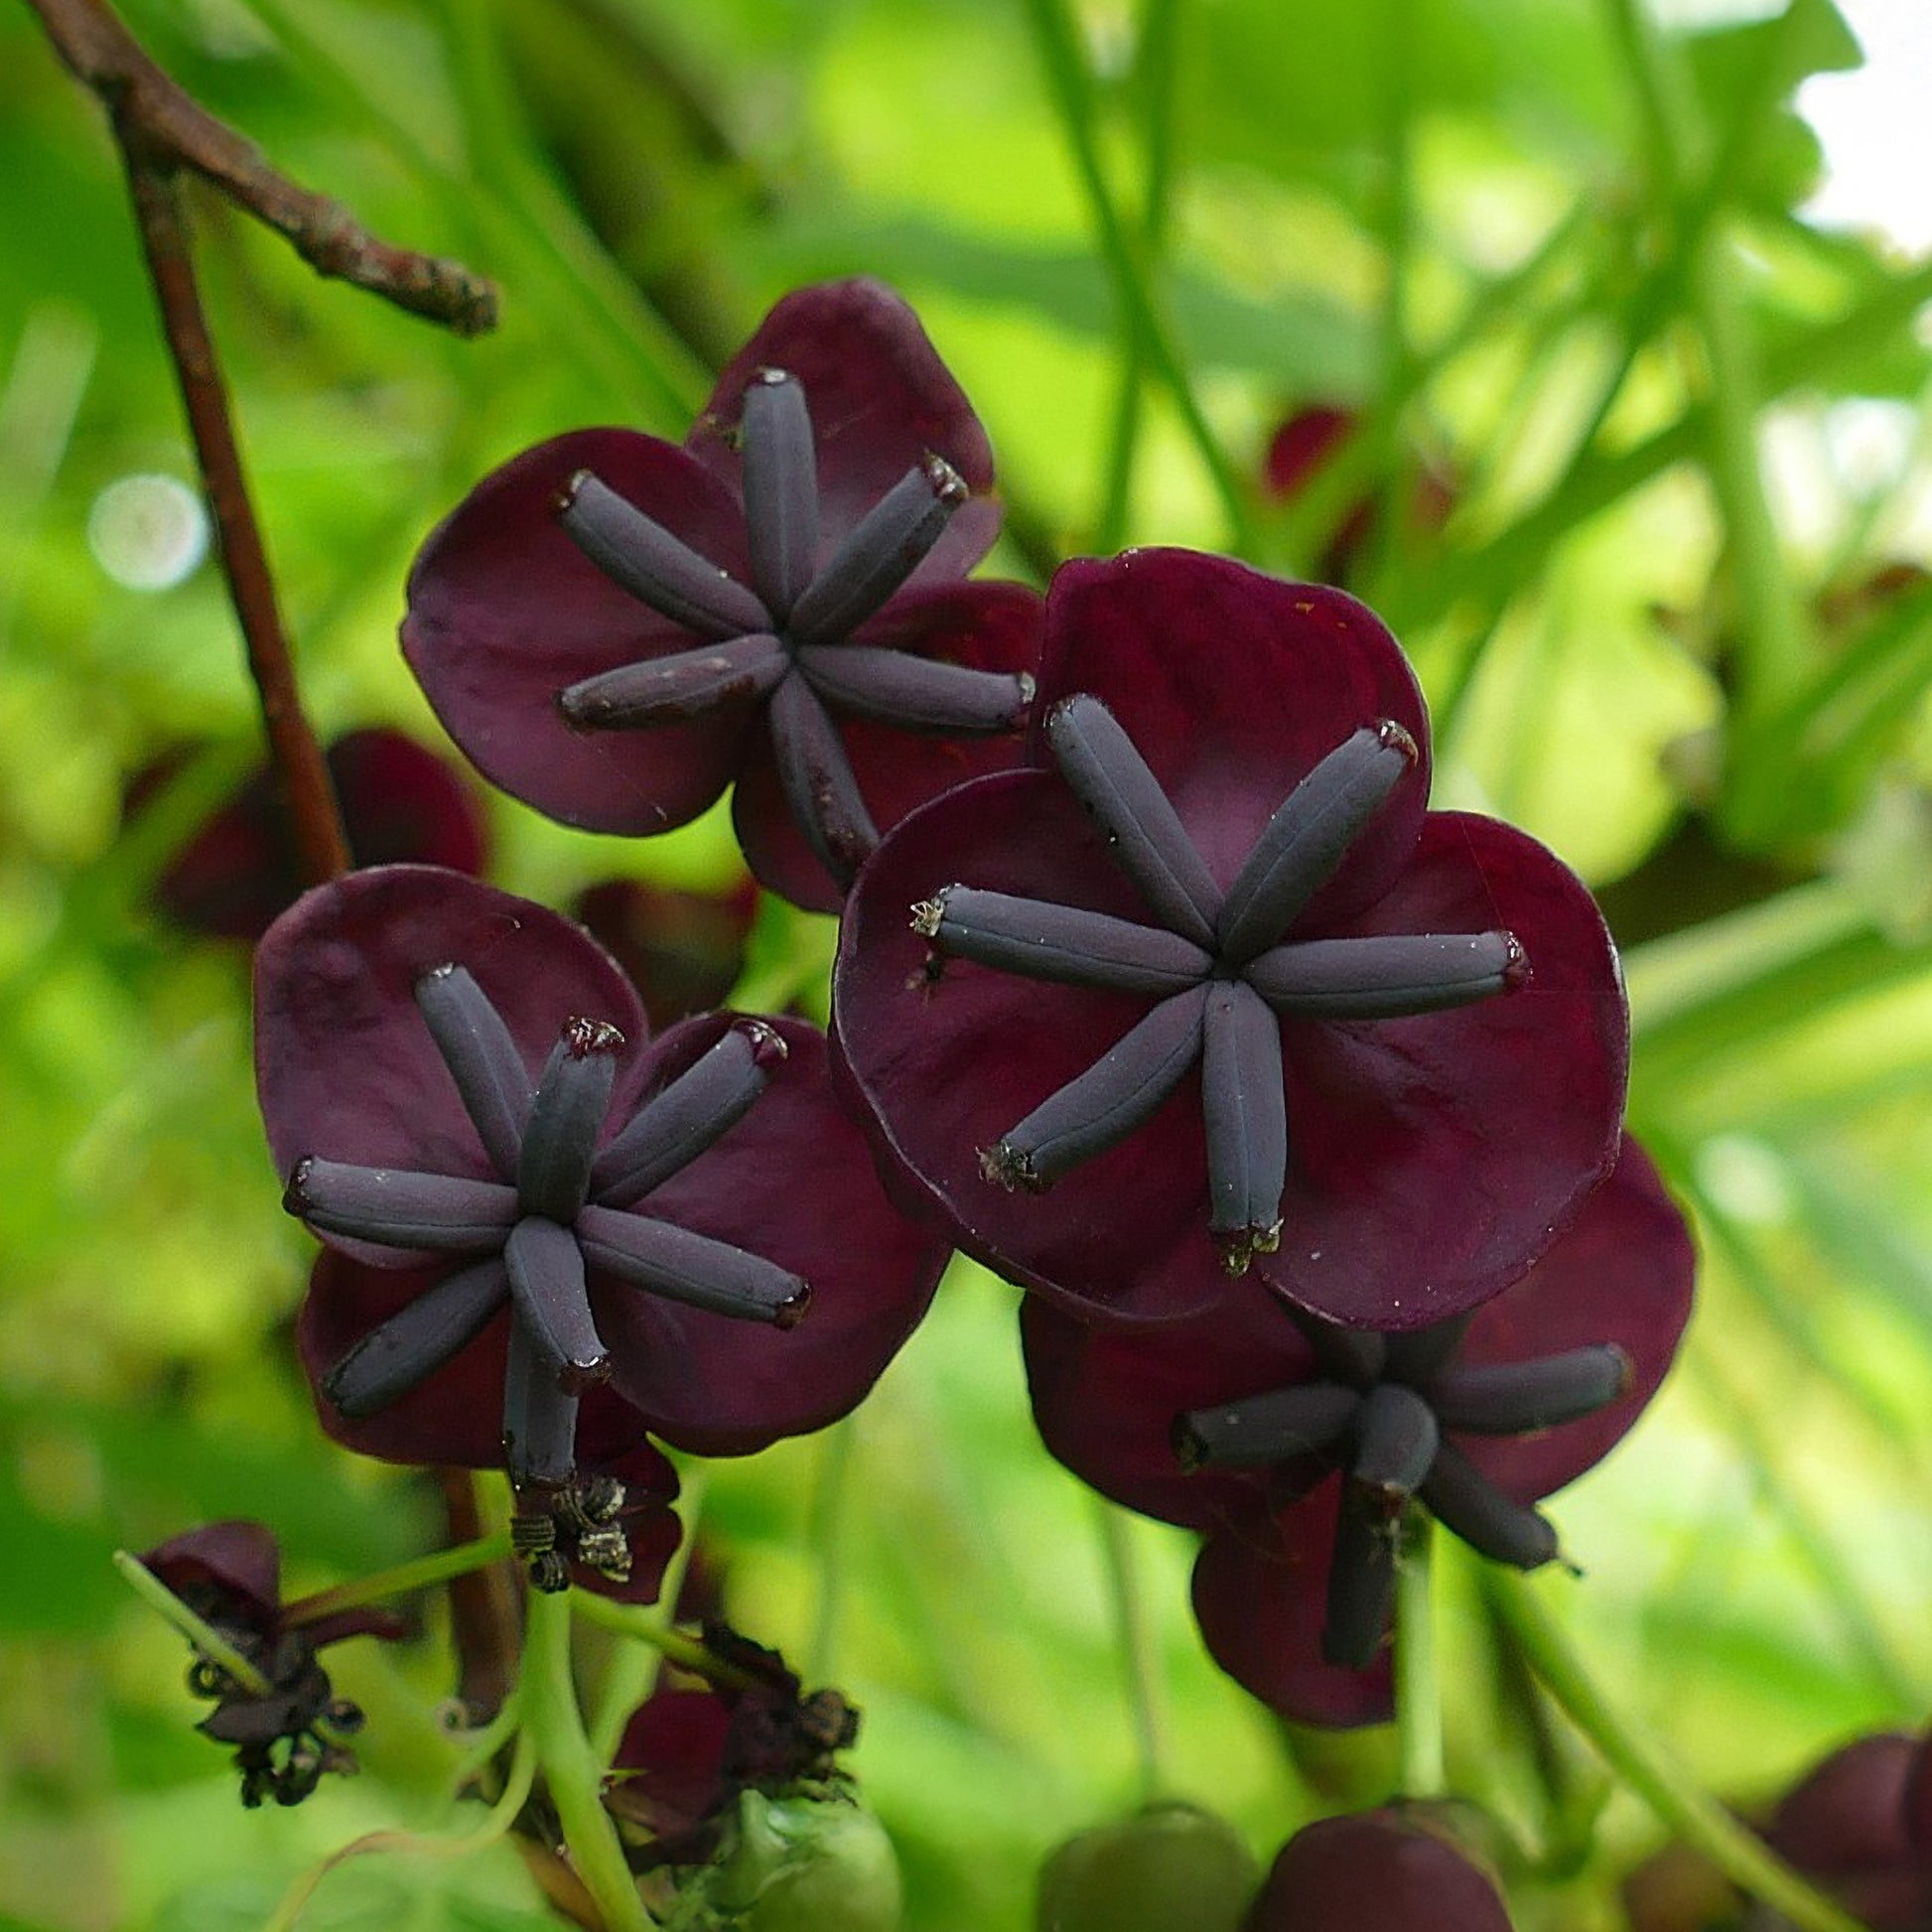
281, 1531, 514, 1631
116, 155, 350, 888
1493, 1573, 1873, 1932
521, 1585, 650, 1932
1093, 1496, 1170, 1803
1022, 0, 1256, 554
572, 1591, 759, 1694
1393, 1508, 1446, 1801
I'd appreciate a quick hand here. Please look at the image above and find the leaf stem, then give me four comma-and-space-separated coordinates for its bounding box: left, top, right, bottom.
1022, 0, 1255, 553
1493, 1572, 1872, 1932
282, 1531, 514, 1631
1394, 1508, 1446, 1800
522, 1585, 650, 1932
1093, 1496, 1170, 1803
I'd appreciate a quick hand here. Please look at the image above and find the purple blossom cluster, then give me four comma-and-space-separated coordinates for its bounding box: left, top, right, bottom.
201, 278, 1695, 1835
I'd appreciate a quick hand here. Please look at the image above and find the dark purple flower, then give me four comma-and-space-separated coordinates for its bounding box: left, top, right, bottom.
135, 727, 487, 940
572, 876, 759, 1034
402, 280, 1042, 910
1024, 1138, 1693, 1722
138, 1520, 405, 1807
606, 1625, 860, 1868
833, 548, 1628, 1329
1244, 1808, 1514, 1931
255, 865, 946, 1517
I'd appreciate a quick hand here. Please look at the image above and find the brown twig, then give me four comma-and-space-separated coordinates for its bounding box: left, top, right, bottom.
115, 154, 352, 886
26, 0, 497, 335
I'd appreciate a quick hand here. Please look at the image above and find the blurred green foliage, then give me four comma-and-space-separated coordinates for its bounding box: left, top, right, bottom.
8, 0, 1932, 1926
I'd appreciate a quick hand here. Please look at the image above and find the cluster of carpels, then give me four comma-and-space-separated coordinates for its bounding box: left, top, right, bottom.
242, 278, 1694, 1857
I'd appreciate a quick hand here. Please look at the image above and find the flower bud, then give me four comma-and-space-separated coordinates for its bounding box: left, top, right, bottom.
1035, 1802, 1257, 1932
693, 1788, 902, 1932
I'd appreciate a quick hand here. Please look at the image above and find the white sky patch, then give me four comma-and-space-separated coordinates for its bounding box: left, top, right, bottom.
86, 474, 208, 591
1798, 0, 1932, 254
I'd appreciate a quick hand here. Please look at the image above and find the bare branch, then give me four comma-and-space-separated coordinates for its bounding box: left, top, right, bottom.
26, 0, 497, 335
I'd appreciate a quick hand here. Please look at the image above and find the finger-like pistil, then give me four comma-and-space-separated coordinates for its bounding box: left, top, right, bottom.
1349, 1384, 1441, 1505
504, 1216, 610, 1392
767, 672, 880, 888
1173, 1381, 1361, 1469
912, 887, 1214, 996
1322, 1488, 1400, 1669
558, 471, 771, 638
797, 644, 1033, 735
1215, 722, 1417, 966
1201, 981, 1289, 1276
517, 1021, 621, 1222
786, 458, 966, 648
576, 1204, 811, 1326
1044, 696, 1221, 948
323, 1257, 509, 1417
591, 1023, 786, 1207
557, 633, 790, 731
415, 964, 531, 1178
1429, 1346, 1632, 1434
983, 984, 1210, 1191
740, 369, 819, 621
1419, 1440, 1561, 1570
502, 1321, 580, 1485
286, 1158, 519, 1252
1244, 931, 1523, 1019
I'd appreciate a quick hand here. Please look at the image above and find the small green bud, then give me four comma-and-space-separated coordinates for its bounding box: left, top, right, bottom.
675, 1788, 901, 1932
1036, 1801, 1258, 1932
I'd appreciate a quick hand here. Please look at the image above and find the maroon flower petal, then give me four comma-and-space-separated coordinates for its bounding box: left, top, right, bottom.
593, 1016, 948, 1455
833, 769, 1237, 1324
1190, 1490, 1393, 1727
403, 430, 754, 834
1262, 811, 1627, 1328
1450, 1137, 1692, 1500
731, 579, 1043, 911
572, 877, 759, 1034
141, 1521, 283, 1632
1020, 1290, 1302, 1531
608, 1687, 735, 1843
256, 868, 651, 1269
1034, 551, 1430, 921
691, 280, 1001, 587
1769, 1734, 1922, 1880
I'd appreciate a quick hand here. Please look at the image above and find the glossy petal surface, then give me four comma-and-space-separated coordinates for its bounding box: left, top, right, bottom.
835, 548, 1627, 1327
404, 430, 755, 834
1190, 1489, 1394, 1727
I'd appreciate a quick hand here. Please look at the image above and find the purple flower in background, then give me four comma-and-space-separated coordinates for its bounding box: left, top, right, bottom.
139, 1520, 405, 1806
255, 866, 946, 1524
1024, 1138, 1693, 1723
572, 875, 759, 1034
834, 548, 1628, 1328
132, 727, 487, 940
403, 279, 1042, 909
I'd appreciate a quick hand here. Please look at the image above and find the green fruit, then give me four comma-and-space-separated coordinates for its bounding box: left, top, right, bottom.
1036, 1802, 1259, 1932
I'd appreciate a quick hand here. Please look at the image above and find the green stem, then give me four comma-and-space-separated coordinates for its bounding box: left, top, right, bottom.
1494, 1573, 1872, 1932
1094, 0, 1179, 553
282, 1531, 513, 1630
806, 1418, 856, 1686
113, 1549, 275, 1699
1093, 1496, 1169, 1802
521, 1586, 649, 1932
572, 1592, 759, 1693
1022, 0, 1255, 553
1393, 1509, 1446, 1800
588, 1469, 709, 1765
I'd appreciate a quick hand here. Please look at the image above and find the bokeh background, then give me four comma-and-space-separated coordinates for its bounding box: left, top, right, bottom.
6, 0, 1932, 1926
